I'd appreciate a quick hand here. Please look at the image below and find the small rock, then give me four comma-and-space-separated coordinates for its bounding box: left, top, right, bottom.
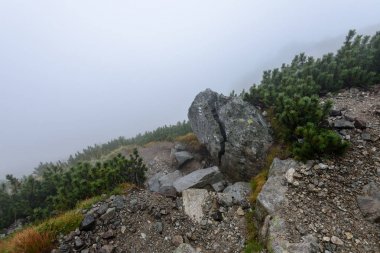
318, 163, 329, 170
322, 236, 331, 242
173, 243, 196, 253
175, 151, 194, 167
74, 238, 85, 250
101, 230, 115, 239
154, 221, 163, 234
172, 235, 184, 247
330, 109, 342, 117
99, 245, 115, 253
217, 193, 234, 207
236, 207, 245, 216
80, 214, 96, 231
285, 168, 295, 184
141, 233, 146, 239
96, 203, 109, 215
354, 118, 367, 129
100, 208, 116, 221
333, 119, 355, 129
361, 132, 372, 141
345, 232, 353, 240
211, 211, 223, 222
121, 226, 126, 234
331, 236, 344, 245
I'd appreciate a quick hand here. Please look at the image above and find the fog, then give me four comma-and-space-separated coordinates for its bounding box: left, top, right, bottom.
1, 1, 379, 179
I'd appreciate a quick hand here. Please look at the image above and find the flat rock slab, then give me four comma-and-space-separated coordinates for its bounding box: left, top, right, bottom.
182, 189, 209, 223
257, 158, 297, 216
173, 166, 223, 193
256, 158, 319, 253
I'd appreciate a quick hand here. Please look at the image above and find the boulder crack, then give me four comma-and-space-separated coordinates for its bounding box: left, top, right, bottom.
211, 105, 226, 165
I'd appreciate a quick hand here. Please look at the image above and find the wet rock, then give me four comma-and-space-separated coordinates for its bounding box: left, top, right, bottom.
173, 166, 223, 192
188, 89, 272, 181
80, 214, 96, 231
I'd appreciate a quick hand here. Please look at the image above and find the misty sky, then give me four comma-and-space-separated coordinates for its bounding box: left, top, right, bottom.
1, 1, 380, 179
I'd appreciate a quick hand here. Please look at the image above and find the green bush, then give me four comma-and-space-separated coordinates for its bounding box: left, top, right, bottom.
293, 123, 349, 160
244, 29, 379, 160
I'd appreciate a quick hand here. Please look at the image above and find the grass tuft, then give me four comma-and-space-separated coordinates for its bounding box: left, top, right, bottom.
35, 210, 82, 237
0, 228, 53, 253
175, 133, 203, 152
76, 195, 105, 210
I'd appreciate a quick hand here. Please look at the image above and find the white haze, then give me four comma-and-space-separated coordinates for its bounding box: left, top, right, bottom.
1, 1, 380, 178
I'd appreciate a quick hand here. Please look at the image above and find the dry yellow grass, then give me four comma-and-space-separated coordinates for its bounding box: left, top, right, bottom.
175, 133, 203, 152
0, 228, 53, 253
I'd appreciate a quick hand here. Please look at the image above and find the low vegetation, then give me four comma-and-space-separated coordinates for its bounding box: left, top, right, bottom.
244, 30, 380, 160
244, 29, 380, 252
0, 149, 146, 231
175, 132, 205, 153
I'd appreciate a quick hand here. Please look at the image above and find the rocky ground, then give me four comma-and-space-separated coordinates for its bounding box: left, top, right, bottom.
271, 87, 380, 253
54, 187, 248, 253
54, 140, 251, 253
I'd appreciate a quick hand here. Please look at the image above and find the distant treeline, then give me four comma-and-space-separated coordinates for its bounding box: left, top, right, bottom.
244, 30, 380, 159
33, 121, 191, 176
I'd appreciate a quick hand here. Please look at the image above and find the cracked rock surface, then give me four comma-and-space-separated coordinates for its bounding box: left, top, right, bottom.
188, 89, 272, 181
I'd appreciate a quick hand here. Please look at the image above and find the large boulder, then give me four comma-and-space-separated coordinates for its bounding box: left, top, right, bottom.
173, 166, 223, 192
188, 89, 272, 181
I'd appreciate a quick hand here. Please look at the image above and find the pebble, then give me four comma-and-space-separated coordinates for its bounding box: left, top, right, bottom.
331, 236, 344, 245
236, 207, 245, 216
322, 236, 331, 242
345, 232, 353, 240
